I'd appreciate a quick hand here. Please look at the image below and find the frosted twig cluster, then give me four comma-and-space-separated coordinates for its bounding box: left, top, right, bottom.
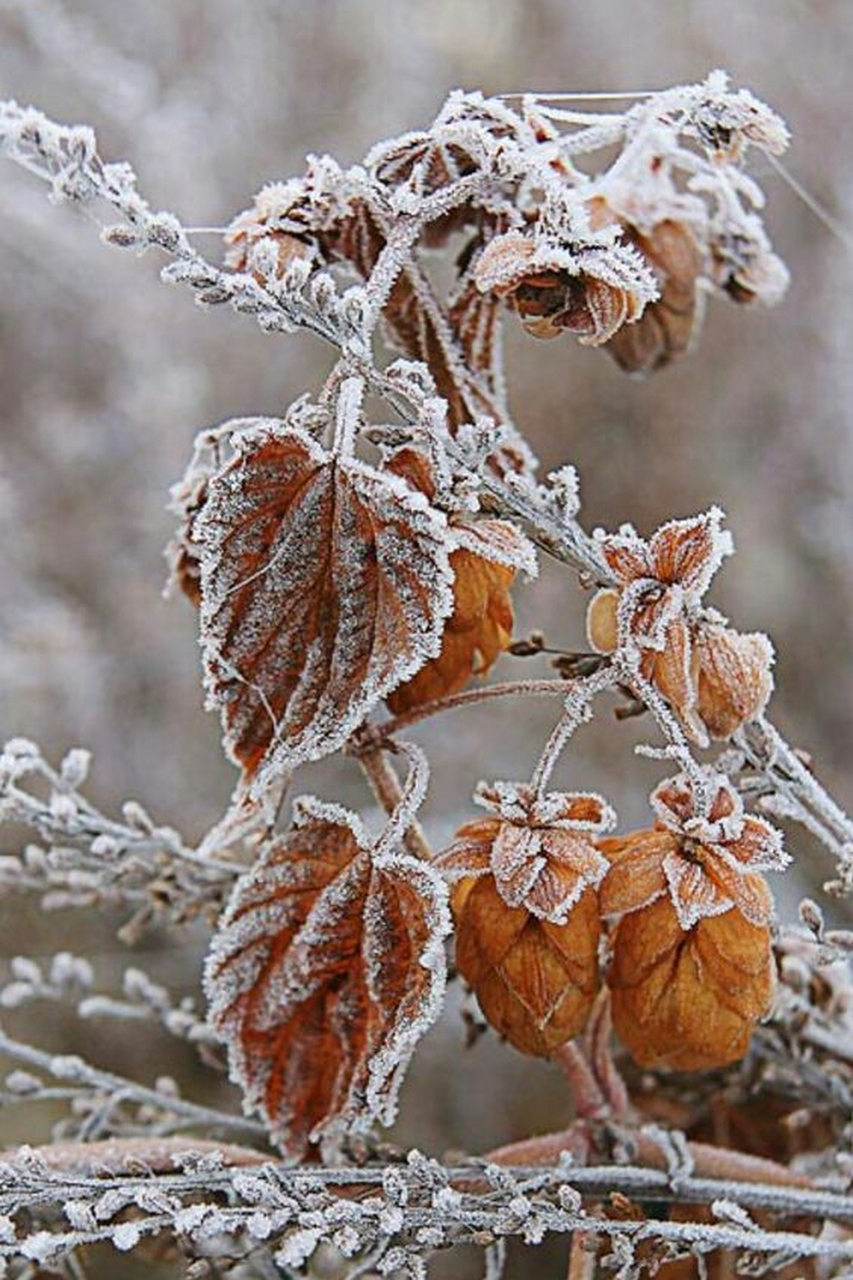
0, 738, 236, 936
0, 1148, 850, 1276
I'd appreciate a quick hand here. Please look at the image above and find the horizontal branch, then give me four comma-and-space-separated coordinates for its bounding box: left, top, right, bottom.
0, 1146, 850, 1268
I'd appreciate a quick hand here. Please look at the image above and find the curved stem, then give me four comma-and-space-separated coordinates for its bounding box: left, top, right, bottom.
551, 1042, 607, 1120
377, 678, 570, 737
530, 667, 618, 797
356, 743, 431, 862
0, 1029, 266, 1137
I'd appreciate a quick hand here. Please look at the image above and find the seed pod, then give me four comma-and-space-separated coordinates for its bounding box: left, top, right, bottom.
695, 624, 774, 739
453, 874, 601, 1056
384, 450, 533, 715
710, 233, 790, 306
586, 584, 774, 742
608, 894, 775, 1070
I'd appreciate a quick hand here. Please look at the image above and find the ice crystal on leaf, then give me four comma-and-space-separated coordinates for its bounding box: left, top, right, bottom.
204, 796, 450, 1157
183, 416, 455, 790
601, 770, 790, 930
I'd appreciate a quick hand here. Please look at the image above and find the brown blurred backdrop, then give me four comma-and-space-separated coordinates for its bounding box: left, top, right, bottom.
0, 2, 851, 1272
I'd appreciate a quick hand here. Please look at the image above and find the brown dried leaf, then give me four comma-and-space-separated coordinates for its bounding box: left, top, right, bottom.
448, 278, 503, 388
204, 798, 449, 1156
191, 421, 455, 789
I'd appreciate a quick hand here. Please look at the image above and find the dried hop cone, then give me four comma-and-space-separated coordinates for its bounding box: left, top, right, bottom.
436, 781, 614, 1055
710, 232, 790, 307
584, 197, 706, 374
600, 771, 788, 1070
586, 509, 774, 743
385, 450, 536, 714
474, 222, 657, 346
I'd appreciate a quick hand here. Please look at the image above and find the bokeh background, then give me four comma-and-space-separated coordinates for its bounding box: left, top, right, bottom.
1, 1, 851, 1274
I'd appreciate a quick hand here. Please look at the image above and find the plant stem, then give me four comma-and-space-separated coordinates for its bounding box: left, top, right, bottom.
377, 678, 569, 736
356, 744, 432, 861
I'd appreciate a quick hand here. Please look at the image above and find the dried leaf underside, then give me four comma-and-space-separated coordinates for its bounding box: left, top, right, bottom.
204, 799, 450, 1156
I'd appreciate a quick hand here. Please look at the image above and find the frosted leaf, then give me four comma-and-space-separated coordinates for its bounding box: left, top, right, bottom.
450, 517, 538, 578
204, 798, 450, 1157
187, 419, 455, 790
448, 280, 504, 392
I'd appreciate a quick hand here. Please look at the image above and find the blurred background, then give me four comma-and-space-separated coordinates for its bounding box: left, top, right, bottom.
0, 1, 851, 1273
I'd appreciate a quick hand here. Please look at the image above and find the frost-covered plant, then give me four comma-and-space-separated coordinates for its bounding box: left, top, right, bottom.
0, 72, 852, 1278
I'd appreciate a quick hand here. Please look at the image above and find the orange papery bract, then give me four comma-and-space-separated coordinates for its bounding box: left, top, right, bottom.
386, 549, 515, 714
694, 623, 775, 739
608, 895, 775, 1071
474, 229, 653, 346
384, 449, 534, 714
453, 874, 602, 1057
586, 511, 773, 742
604, 219, 705, 374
